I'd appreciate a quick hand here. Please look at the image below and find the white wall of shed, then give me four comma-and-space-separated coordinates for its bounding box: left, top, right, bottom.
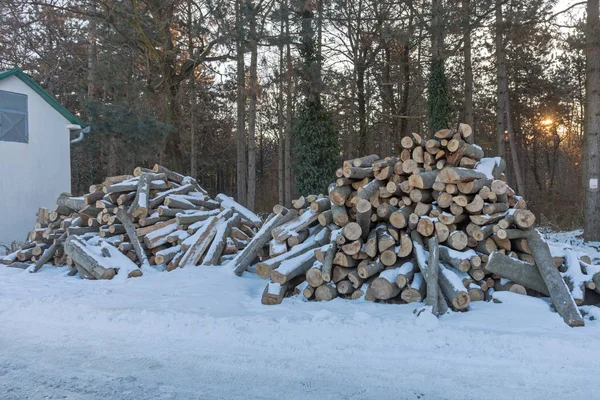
0, 75, 71, 246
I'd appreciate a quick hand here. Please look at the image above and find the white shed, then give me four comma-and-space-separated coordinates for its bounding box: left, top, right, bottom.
0, 68, 84, 246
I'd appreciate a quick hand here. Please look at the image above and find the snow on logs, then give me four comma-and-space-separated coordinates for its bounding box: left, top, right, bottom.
3, 165, 261, 280
1, 125, 593, 326
253, 124, 591, 326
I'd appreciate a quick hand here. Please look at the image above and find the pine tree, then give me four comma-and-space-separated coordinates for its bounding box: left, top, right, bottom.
291, 1, 339, 195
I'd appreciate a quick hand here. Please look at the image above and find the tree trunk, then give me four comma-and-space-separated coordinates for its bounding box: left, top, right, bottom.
271, 251, 316, 284
278, 3, 285, 205
356, 64, 368, 155
256, 237, 320, 278
64, 237, 116, 280
398, 10, 414, 141
463, 0, 474, 130
495, 0, 507, 159
86, 3, 98, 99
504, 92, 526, 197
247, 1, 258, 211
164, 77, 184, 173
117, 208, 150, 268
203, 213, 242, 266
427, 236, 440, 316
484, 251, 549, 295
187, 0, 197, 178
284, 0, 293, 206
496, 26, 521, 179
381, 46, 398, 147
431, 0, 444, 62
527, 230, 584, 327
236, 0, 248, 206
584, 0, 600, 241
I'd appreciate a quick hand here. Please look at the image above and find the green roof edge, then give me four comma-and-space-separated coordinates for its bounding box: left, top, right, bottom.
0, 68, 85, 127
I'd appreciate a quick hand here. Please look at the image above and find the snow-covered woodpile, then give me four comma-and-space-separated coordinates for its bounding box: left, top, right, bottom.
1, 165, 261, 278
230, 124, 597, 327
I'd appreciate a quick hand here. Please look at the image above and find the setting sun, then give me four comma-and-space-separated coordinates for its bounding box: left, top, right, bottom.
542, 118, 554, 125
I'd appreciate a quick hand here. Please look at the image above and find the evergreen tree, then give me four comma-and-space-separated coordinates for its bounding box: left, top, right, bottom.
291, 2, 339, 195
427, 0, 451, 133
427, 59, 451, 133
292, 99, 340, 194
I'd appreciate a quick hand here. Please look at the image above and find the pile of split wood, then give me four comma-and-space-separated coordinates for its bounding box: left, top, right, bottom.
230, 124, 597, 327
1, 165, 261, 279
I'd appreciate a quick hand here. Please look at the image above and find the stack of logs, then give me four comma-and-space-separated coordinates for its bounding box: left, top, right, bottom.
230, 124, 595, 327
1, 165, 262, 279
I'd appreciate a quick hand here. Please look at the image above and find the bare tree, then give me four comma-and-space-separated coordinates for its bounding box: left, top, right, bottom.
463, 0, 474, 130
496, 0, 525, 196
236, 0, 248, 205
583, 0, 600, 240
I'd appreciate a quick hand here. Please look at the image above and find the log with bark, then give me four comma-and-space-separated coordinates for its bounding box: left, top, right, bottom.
9, 165, 259, 280
5, 125, 592, 328
247, 124, 589, 326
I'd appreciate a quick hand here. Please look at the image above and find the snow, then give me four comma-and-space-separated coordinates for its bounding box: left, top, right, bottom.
168, 229, 190, 243
181, 225, 205, 249
397, 260, 415, 276
547, 239, 590, 301
187, 217, 210, 232
258, 236, 317, 268
275, 251, 315, 275
1, 250, 18, 263
267, 281, 282, 295
66, 238, 139, 277
108, 177, 138, 189
186, 191, 207, 199
215, 193, 262, 226
269, 239, 287, 255
98, 241, 140, 279
156, 245, 181, 258
563, 249, 587, 300
181, 177, 208, 195
413, 240, 429, 271
411, 271, 424, 288
315, 225, 330, 242
378, 266, 402, 282
1, 264, 600, 399
474, 157, 503, 179
151, 183, 193, 201
201, 218, 230, 265
440, 245, 477, 260
144, 220, 178, 241
273, 209, 318, 239
226, 213, 283, 271
331, 228, 343, 239
440, 263, 467, 293
3, 231, 600, 398
164, 206, 197, 216
138, 187, 148, 207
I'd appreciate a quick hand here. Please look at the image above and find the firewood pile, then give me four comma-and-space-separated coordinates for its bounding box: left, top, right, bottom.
1, 165, 262, 279
230, 124, 597, 327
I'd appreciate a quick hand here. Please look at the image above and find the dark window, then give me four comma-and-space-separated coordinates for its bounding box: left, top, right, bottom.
0, 90, 28, 143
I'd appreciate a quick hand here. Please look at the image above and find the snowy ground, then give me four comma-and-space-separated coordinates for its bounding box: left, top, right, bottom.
2, 231, 600, 399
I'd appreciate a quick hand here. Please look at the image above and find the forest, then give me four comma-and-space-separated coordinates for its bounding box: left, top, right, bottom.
0, 0, 596, 234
